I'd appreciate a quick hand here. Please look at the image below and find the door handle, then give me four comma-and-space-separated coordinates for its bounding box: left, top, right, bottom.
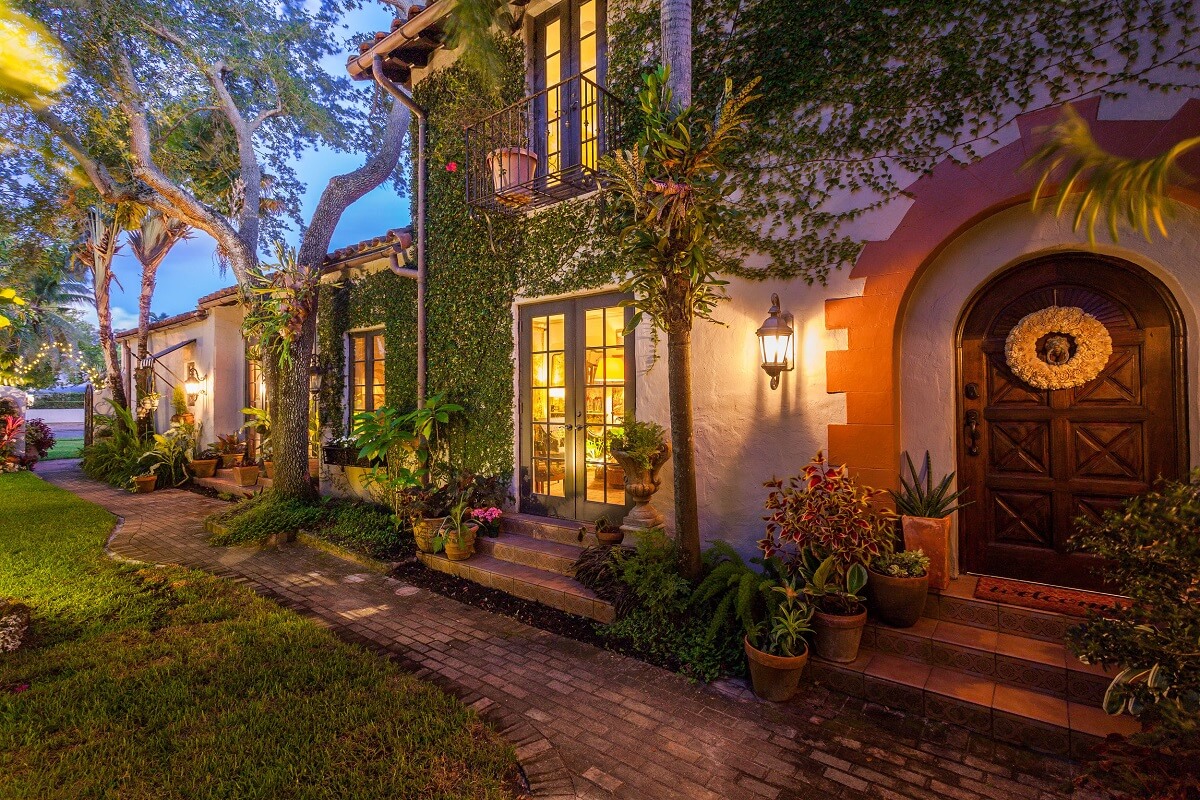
964, 410, 981, 456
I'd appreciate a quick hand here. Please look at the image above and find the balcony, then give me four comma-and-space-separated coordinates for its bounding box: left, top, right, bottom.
465, 73, 625, 214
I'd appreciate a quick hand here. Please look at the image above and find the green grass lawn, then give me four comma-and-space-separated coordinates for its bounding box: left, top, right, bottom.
42, 437, 84, 460
0, 472, 518, 799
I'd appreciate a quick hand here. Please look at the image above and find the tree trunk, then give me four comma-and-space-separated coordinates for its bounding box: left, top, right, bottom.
666, 325, 701, 580
94, 266, 127, 411
660, 0, 692, 108
264, 304, 318, 502
135, 263, 159, 435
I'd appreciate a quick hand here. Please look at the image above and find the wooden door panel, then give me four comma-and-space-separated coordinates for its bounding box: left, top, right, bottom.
957, 254, 1186, 591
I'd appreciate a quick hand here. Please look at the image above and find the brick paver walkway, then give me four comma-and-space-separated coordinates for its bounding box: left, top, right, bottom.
40, 461, 1092, 800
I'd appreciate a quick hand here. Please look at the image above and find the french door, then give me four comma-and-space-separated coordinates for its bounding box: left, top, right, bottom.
519, 294, 634, 522
533, 0, 605, 176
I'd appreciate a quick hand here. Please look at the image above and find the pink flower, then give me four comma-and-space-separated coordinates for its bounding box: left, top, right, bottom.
446, 161, 458, 172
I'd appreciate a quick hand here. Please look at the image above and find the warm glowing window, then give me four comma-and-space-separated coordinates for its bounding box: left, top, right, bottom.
349, 330, 386, 414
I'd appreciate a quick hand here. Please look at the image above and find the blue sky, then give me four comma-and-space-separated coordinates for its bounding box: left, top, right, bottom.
103, 4, 409, 330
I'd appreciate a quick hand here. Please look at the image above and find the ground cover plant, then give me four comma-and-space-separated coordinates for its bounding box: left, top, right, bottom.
0, 471, 518, 799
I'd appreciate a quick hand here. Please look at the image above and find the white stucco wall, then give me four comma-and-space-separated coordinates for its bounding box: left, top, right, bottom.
898, 203, 1200, 522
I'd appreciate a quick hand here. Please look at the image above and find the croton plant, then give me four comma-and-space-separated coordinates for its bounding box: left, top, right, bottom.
759, 451, 895, 579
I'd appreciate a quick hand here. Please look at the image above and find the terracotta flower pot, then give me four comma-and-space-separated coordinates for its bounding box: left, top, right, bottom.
813, 607, 868, 663
413, 516, 446, 554
190, 459, 218, 479
170, 413, 195, 425
595, 527, 624, 546
219, 452, 243, 469
487, 147, 537, 202
902, 516, 952, 590
744, 636, 810, 702
444, 522, 479, 561
868, 569, 929, 628
231, 465, 259, 487
263, 460, 274, 479
308, 457, 320, 476
132, 475, 157, 493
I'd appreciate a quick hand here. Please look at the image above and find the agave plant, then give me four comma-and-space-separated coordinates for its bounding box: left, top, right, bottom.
890, 451, 971, 519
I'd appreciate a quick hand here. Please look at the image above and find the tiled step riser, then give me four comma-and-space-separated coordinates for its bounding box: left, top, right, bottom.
924, 592, 1074, 643
866, 623, 1110, 706
808, 660, 1128, 760
475, 537, 577, 576
416, 551, 614, 623
501, 515, 599, 548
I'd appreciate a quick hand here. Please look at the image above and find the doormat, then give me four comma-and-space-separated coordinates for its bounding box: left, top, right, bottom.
973, 576, 1129, 617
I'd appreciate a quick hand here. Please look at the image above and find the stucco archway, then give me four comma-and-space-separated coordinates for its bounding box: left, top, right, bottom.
824, 97, 1200, 490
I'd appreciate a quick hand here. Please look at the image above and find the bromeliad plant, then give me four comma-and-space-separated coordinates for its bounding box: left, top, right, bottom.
747, 580, 814, 658
760, 451, 895, 580
891, 451, 971, 518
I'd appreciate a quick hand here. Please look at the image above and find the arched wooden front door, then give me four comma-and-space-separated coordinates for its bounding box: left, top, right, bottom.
956, 254, 1187, 591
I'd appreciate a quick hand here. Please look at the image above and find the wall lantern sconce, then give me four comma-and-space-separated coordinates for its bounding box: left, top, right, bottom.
756, 293, 795, 390
184, 362, 206, 405
308, 354, 327, 395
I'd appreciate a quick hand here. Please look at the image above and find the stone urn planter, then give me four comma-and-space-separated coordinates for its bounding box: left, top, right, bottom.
444, 522, 479, 562
189, 458, 218, 479
868, 569, 929, 628
613, 443, 671, 534
231, 465, 259, 487
744, 636, 810, 702
812, 607, 868, 663
132, 475, 157, 494
901, 516, 952, 590
413, 516, 446, 554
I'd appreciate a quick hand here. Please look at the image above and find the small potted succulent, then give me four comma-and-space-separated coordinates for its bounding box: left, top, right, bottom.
744, 580, 814, 702
594, 514, 623, 546
890, 451, 971, 590
132, 473, 157, 493
869, 549, 931, 628
610, 418, 671, 532
442, 499, 480, 561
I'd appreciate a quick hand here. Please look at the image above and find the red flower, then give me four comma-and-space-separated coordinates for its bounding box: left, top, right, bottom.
445, 161, 458, 172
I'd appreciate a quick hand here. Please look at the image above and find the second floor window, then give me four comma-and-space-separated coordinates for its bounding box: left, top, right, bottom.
534, 0, 605, 174
350, 330, 385, 414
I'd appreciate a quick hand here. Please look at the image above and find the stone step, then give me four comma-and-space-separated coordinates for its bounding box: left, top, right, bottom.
194, 468, 272, 497
864, 617, 1115, 706
924, 576, 1075, 643
416, 550, 615, 623
808, 649, 1137, 759
476, 531, 582, 576
500, 512, 601, 548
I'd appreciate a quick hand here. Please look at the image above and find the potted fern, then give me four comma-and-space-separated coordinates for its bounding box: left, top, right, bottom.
610, 418, 671, 534
890, 452, 971, 590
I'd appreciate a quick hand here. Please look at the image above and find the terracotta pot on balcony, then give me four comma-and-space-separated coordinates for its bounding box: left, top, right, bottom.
487, 147, 538, 205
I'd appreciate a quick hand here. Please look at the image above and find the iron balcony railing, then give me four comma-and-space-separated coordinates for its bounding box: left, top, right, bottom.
465, 73, 625, 214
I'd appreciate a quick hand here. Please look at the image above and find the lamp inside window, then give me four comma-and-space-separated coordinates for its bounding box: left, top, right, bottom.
756, 293, 795, 390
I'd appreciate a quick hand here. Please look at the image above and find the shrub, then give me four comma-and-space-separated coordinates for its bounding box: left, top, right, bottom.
690, 540, 783, 646
610, 418, 667, 470
1069, 471, 1200, 800
612, 529, 692, 619
602, 609, 741, 683
81, 405, 153, 488
759, 451, 895, 579
207, 493, 328, 546
23, 418, 55, 458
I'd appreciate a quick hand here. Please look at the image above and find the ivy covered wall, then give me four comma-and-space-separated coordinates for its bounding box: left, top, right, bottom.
317, 34, 626, 481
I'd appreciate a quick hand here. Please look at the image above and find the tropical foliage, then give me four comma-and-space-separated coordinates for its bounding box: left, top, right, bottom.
1029, 104, 1199, 244
891, 451, 971, 519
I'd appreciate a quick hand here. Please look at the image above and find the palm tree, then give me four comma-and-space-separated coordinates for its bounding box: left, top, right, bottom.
660, 0, 691, 108
75, 206, 131, 409
1028, 104, 1200, 243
